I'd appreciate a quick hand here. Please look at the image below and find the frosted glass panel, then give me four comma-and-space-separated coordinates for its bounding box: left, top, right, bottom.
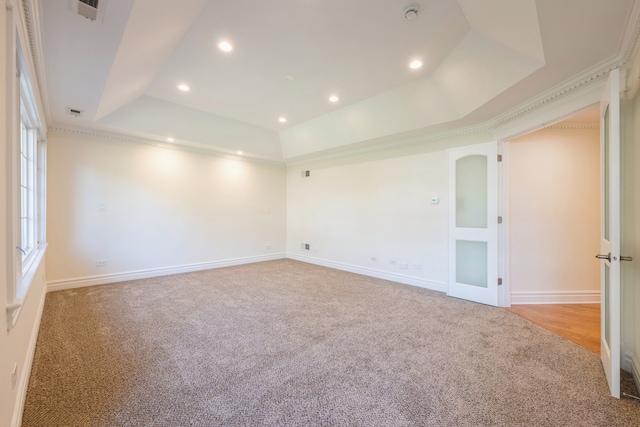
456, 240, 488, 288
456, 155, 487, 228
604, 106, 610, 241
604, 263, 610, 347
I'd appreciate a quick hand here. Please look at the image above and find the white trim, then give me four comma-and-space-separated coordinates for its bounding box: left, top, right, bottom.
499, 141, 511, 308
510, 290, 600, 305
7, 243, 46, 328
47, 253, 286, 292
11, 279, 47, 427
287, 253, 447, 293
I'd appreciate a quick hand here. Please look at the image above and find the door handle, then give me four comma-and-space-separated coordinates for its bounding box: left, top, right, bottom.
595, 253, 611, 262
621, 256, 633, 262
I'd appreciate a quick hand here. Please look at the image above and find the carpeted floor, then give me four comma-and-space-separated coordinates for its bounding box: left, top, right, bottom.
23, 259, 640, 426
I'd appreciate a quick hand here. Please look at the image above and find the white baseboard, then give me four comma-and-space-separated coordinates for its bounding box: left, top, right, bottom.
510, 290, 600, 304
46, 253, 286, 292
287, 253, 447, 293
12, 282, 47, 427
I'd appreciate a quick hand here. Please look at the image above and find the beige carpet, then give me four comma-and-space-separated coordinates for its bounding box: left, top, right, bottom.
23, 259, 640, 426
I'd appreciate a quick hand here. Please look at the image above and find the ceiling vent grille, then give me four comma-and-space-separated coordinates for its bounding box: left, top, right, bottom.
71, 0, 106, 22
66, 107, 84, 118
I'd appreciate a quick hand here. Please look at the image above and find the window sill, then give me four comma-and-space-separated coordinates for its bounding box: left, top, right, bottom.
6, 243, 47, 330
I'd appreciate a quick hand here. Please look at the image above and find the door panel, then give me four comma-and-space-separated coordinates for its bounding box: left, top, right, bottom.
448, 141, 499, 306
598, 69, 620, 398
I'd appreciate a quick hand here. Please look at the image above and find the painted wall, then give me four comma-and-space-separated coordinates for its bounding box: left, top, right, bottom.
286, 141, 466, 291
625, 92, 640, 378
46, 131, 287, 286
509, 127, 600, 303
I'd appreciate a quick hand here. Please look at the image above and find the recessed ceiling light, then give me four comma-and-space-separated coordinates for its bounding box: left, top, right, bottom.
409, 60, 423, 69
218, 41, 233, 52
177, 84, 190, 92
284, 74, 296, 81
329, 95, 339, 103
237, 151, 243, 155
278, 117, 287, 123
167, 137, 174, 142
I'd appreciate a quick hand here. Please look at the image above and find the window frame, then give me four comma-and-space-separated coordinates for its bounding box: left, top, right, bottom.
6, 29, 47, 328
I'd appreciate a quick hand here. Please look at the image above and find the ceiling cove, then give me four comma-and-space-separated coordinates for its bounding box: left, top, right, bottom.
20, 0, 640, 162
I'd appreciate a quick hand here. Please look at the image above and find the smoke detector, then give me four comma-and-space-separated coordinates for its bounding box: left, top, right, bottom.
404, 3, 420, 20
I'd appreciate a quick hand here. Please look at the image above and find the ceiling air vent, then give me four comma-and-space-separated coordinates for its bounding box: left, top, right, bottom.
66, 107, 84, 118
71, 0, 106, 22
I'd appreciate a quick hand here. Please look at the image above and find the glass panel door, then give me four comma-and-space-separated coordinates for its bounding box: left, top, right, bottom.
447, 141, 499, 306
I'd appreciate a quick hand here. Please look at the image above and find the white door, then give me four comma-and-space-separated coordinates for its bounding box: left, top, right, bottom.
596, 69, 625, 398
447, 141, 499, 306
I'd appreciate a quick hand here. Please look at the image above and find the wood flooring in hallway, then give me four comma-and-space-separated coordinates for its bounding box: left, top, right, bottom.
507, 304, 600, 354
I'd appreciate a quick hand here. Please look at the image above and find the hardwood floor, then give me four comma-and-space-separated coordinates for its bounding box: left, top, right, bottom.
507, 304, 600, 354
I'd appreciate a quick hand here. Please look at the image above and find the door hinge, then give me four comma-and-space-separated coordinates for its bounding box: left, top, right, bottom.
497, 154, 502, 162
498, 216, 503, 224
498, 278, 503, 286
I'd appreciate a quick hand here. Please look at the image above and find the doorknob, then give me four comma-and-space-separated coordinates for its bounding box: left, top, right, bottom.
595, 253, 611, 262
621, 256, 633, 262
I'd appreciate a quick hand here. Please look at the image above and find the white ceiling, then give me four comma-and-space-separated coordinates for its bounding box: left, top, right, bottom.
39, 0, 635, 161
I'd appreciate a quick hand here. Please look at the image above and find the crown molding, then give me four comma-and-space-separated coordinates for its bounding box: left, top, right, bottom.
542, 124, 599, 131
19, 0, 51, 128
50, 125, 286, 167
619, 0, 640, 67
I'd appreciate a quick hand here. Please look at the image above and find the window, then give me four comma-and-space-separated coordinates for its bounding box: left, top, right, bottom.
19, 106, 40, 272
16, 43, 46, 282
7, 36, 47, 327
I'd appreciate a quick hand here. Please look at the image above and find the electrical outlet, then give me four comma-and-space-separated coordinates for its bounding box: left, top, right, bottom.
412, 263, 422, 270
305, 244, 310, 250
390, 259, 397, 265
399, 262, 408, 269
11, 363, 17, 390
370, 257, 377, 262
95, 260, 108, 267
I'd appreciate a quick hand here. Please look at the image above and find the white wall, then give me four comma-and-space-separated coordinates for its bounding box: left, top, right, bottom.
287, 144, 454, 291
46, 131, 287, 287
509, 127, 600, 303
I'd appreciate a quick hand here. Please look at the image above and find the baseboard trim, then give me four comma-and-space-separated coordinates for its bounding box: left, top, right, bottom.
46, 253, 287, 292
510, 290, 600, 304
287, 253, 447, 293
12, 282, 47, 427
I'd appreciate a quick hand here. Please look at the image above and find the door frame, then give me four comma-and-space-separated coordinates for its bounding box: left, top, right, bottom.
494, 79, 619, 308
494, 71, 626, 397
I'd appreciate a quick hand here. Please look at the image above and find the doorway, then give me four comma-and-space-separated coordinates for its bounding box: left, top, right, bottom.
506, 107, 601, 353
